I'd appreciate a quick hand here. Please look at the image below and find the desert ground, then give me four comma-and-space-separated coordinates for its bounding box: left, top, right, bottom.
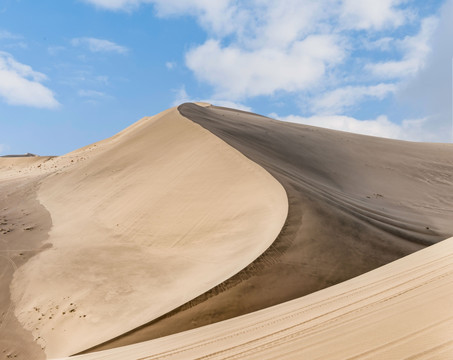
1, 103, 452, 359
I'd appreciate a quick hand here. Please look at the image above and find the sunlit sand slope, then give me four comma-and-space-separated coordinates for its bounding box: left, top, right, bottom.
58, 236, 453, 359
89, 103, 452, 349
8, 107, 287, 358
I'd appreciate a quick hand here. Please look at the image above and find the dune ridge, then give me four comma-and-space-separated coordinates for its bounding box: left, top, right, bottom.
2, 103, 452, 359
4, 107, 287, 358
85, 103, 452, 350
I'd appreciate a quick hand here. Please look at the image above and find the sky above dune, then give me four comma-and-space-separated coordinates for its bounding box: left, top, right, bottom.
0, 0, 452, 155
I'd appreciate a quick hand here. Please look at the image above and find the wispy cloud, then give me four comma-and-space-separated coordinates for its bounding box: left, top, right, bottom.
366, 16, 438, 79
310, 83, 398, 114
165, 61, 176, 70
81, 0, 152, 11
78, 89, 112, 104
0, 30, 27, 49
48, 46, 65, 56
271, 113, 428, 142
0, 52, 60, 109
71, 37, 128, 54
78, 89, 108, 98
0, 30, 21, 40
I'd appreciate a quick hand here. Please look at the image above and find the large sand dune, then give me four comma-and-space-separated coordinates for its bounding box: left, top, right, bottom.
87, 103, 452, 350
1, 103, 452, 359
1, 107, 287, 358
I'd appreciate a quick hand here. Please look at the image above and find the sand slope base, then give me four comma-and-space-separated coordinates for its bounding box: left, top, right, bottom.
57, 236, 453, 360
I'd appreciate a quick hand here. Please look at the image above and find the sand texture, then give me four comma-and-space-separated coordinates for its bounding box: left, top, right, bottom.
0, 169, 51, 360
57, 235, 453, 360
86, 103, 453, 349
4, 107, 287, 358
1, 102, 452, 359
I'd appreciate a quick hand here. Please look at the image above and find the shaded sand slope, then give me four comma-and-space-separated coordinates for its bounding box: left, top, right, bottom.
0, 160, 52, 360
8, 107, 287, 358
58, 235, 453, 360
91, 102, 453, 351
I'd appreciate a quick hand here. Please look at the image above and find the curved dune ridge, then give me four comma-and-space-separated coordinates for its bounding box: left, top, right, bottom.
84, 103, 453, 352
2, 107, 287, 358
0, 102, 452, 359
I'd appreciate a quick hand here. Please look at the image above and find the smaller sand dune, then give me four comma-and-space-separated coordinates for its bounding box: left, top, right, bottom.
56, 235, 453, 360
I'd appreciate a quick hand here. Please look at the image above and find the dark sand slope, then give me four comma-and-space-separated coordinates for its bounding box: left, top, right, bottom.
85, 102, 453, 352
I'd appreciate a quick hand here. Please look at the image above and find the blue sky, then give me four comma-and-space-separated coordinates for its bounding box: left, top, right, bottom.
0, 0, 452, 155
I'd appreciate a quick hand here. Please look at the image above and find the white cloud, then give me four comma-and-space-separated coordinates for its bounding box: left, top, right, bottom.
186, 35, 344, 99
396, 0, 453, 143
340, 0, 407, 30
82, 0, 448, 142
367, 16, 438, 79
81, 0, 419, 101
0, 52, 59, 109
311, 83, 397, 114
71, 37, 128, 54
83, 0, 237, 35
271, 112, 428, 141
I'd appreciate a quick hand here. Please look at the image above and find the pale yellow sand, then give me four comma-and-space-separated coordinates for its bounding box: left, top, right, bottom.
0, 156, 54, 180
56, 235, 453, 360
8, 107, 287, 358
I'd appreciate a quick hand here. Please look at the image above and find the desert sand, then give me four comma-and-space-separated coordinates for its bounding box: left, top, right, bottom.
1, 102, 452, 359
86, 103, 453, 350
1, 107, 287, 358
57, 235, 453, 359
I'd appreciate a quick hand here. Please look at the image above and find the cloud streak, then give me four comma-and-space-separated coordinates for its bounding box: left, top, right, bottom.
272, 113, 428, 142
310, 83, 398, 114
71, 37, 128, 54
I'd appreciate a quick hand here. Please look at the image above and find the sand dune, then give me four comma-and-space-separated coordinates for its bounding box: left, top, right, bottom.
3, 107, 287, 358
88, 103, 453, 349
1, 103, 452, 359
57, 236, 453, 359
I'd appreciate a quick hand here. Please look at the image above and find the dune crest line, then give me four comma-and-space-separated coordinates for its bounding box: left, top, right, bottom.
6, 107, 287, 358
79, 102, 453, 353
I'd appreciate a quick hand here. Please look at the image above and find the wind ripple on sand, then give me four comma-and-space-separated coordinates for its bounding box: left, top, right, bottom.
57, 237, 453, 359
